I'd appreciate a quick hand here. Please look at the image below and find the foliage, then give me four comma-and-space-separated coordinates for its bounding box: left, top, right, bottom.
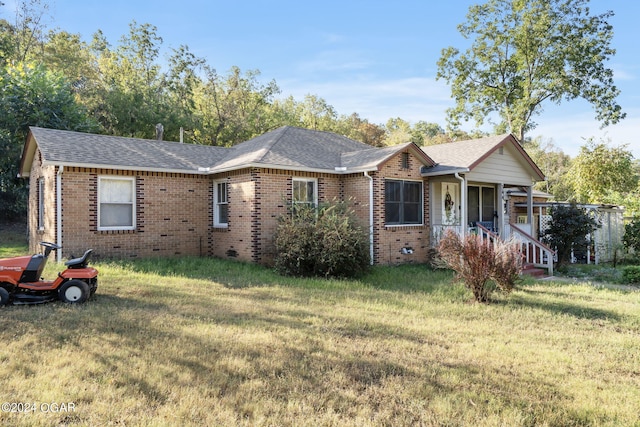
565, 139, 637, 204
541, 204, 600, 266
621, 265, 640, 285
437, 0, 624, 141
522, 136, 573, 200
0, 62, 97, 220
622, 216, 640, 254
437, 229, 522, 302
274, 200, 370, 278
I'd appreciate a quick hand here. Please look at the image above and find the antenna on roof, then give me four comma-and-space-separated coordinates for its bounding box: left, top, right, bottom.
155, 123, 164, 141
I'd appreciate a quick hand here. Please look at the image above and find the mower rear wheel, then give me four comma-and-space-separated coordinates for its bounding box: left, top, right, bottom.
59, 280, 90, 304
0, 287, 10, 306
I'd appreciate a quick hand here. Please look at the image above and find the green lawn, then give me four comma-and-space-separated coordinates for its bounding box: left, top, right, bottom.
1, 232, 639, 426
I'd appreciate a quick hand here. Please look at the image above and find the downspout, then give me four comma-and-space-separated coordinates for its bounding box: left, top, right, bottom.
454, 172, 465, 235
364, 171, 374, 265
56, 166, 63, 262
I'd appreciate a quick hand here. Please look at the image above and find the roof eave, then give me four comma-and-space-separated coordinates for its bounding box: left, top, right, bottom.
421, 167, 470, 177
209, 162, 379, 175
42, 160, 211, 175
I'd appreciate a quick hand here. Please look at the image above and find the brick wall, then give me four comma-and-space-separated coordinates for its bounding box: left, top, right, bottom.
29, 149, 433, 266
58, 167, 210, 259
374, 152, 430, 265
26, 150, 57, 254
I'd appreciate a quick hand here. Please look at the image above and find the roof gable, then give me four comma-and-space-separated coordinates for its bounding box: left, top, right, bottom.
421, 133, 545, 181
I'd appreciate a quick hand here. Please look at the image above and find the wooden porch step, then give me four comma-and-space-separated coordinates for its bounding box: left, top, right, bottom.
521, 263, 547, 278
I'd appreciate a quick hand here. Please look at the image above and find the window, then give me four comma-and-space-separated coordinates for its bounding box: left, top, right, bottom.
214, 181, 228, 227
98, 177, 135, 230
37, 178, 45, 230
292, 178, 317, 208
385, 179, 423, 225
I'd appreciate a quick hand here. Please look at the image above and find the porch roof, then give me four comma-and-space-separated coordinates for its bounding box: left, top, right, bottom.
420, 133, 545, 181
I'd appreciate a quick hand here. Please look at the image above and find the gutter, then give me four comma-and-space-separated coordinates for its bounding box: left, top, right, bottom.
56, 166, 63, 262
454, 172, 465, 235
364, 171, 374, 265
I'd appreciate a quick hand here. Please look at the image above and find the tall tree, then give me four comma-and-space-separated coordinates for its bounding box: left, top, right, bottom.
0, 62, 96, 219
437, 0, 625, 141
565, 139, 636, 203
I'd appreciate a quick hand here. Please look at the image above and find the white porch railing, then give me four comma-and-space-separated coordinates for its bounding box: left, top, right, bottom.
506, 223, 555, 276
431, 223, 556, 276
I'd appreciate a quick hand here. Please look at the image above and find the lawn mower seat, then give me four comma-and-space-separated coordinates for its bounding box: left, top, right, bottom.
19, 254, 47, 283
65, 249, 93, 269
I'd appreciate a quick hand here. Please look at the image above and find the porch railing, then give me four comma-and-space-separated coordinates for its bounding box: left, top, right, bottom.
506, 223, 555, 276
432, 223, 555, 277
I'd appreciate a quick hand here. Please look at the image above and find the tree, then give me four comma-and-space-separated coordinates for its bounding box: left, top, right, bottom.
0, 62, 96, 219
541, 204, 599, 267
437, 0, 625, 141
522, 136, 572, 200
565, 139, 636, 204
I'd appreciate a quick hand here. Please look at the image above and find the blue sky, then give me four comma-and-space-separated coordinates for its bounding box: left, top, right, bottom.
5, 0, 640, 157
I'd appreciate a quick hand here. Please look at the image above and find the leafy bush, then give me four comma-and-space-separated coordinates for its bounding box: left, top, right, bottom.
437, 229, 522, 303
621, 265, 640, 284
541, 204, 600, 267
623, 216, 640, 254
274, 201, 370, 278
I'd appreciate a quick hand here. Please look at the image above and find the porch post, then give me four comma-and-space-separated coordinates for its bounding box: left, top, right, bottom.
527, 186, 533, 227
497, 183, 504, 236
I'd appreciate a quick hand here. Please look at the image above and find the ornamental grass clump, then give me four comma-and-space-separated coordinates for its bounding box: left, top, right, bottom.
437, 229, 522, 302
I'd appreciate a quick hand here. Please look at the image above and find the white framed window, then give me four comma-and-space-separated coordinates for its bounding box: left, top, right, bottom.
214, 180, 228, 227
292, 178, 317, 208
385, 179, 423, 225
98, 176, 136, 230
37, 178, 45, 230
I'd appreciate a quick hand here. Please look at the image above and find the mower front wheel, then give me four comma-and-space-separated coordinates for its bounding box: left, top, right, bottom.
59, 280, 90, 304
0, 287, 10, 306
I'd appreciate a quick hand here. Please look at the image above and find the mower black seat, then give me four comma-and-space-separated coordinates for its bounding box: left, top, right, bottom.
65, 249, 93, 269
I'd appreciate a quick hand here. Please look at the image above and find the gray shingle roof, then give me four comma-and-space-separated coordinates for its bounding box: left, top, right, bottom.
212, 126, 374, 172
422, 134, 511, 172
26, 127, 227, 173
24, 126, 434, 176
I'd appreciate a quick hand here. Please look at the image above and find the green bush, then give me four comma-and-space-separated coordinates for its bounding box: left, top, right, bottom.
621, 265, 640, 284
623, 216, 640, 254
437, 230, 522, 303
274, 201, 370, 278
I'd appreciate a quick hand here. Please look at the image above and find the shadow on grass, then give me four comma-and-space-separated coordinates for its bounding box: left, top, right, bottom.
506, 286, 621, 321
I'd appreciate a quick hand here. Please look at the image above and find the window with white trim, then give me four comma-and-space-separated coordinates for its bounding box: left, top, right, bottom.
98, 176, 135, 230
292, 178, 317, 208
214, 181, 228, 227
385, 179, 423, 225
37, 178, 45, 230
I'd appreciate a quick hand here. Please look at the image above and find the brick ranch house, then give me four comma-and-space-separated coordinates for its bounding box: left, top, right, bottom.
18, 126, 548, 266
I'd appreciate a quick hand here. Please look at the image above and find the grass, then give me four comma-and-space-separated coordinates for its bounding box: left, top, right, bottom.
1, 230, 639, 426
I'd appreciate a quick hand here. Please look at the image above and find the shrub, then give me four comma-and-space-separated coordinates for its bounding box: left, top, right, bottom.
274, 200, 370, 278
541, 204, 600, 267
623, 216, 640, 254
621, 265, 640, 285
437, 229, 522, 303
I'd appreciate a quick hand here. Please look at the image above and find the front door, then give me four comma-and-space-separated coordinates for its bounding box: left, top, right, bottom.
468, 185, 495, 229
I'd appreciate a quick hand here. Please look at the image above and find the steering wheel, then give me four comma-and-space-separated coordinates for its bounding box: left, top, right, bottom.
40, 241, 62, 251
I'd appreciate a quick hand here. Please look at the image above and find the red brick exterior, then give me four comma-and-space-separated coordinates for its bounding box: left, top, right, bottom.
26, 147, 432, 265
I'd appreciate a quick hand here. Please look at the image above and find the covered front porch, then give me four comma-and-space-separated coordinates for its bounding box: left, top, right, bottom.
420, 134, 554, 275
